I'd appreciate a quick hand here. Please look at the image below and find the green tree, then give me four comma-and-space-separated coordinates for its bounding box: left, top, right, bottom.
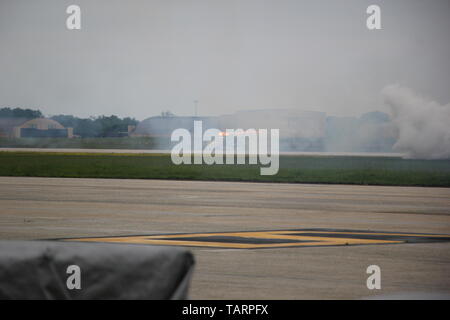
0, 107, 42, 119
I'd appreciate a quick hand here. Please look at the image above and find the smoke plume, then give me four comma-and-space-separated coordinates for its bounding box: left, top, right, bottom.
382, 84, 450, 159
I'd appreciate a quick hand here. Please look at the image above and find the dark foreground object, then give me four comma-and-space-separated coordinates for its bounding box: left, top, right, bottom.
0, 241, 194, 299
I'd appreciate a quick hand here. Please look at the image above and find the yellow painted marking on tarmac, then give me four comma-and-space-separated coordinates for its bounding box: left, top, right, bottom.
276, 230, 450, 238
234, 231, 401, 245
64, 229, 420, 249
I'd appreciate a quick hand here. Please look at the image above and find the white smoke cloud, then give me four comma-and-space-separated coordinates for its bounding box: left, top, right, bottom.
382, 84, 450, 159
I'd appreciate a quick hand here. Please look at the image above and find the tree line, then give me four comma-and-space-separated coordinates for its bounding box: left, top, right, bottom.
0, 107, 43, 119
0, 107, 138, 138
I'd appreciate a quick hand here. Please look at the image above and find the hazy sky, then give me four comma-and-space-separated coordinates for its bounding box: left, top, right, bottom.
0, 0, 449, 120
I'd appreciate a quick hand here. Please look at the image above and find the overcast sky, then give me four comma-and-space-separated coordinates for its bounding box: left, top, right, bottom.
0, 0, 449, 120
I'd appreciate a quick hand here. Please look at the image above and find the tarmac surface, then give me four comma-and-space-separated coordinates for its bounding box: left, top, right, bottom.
0, 147, 405, 157
1, 176, 450, 299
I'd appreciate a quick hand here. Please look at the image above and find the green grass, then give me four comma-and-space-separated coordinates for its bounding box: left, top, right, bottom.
0, 151, 449, 187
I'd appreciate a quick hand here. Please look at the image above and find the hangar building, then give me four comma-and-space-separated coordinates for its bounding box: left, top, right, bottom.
0, 118, 73, 138
131, 109, 327, 151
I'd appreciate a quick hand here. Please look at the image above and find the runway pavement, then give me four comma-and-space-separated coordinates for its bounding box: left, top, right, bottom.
1, 176, 449, 299
0, 147, 405, 157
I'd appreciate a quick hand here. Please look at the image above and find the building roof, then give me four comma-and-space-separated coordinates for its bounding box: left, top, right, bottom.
0, 117, 66, 134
